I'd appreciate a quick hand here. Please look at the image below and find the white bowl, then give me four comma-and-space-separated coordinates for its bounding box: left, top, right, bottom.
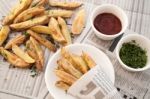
90, 4, 128, 40
116, 34, 150, 72
45, 44, 115, 99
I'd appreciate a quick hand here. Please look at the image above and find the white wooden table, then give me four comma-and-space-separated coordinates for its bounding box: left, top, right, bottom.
0, 0, 150, 99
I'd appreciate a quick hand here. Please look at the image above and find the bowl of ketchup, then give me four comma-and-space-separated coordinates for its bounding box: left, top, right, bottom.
90, 4, 128, 40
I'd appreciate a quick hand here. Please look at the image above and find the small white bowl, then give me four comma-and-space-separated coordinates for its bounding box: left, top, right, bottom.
116, 34, 150, 72
90, 4, 128, 40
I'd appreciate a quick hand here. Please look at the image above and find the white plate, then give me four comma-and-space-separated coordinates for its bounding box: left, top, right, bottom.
45, 44, 115, 99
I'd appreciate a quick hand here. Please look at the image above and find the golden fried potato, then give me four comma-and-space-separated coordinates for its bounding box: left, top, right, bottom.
26, 40, 43, 71
55, 70, 77, 85
5, 34, 25, 49
30, 37, 44, 71
58, 17, 72, 45
10, 15, 49, 30
57, 58, 83, 79
82, 51, 96, 69
70, 53, 89, 74
14, 6, 45, 23
12, 45, 35, 63
48, 17, 66, 43
71, 9, 85, 34
47, 10, 73, 18
49, 1, 82, 10
30, 0, 48, 7
0, 26, 10, 46
55, 81, 70, 91
2, 0, 33, 25
57, 65, 65, 71
0, 47, 30, 68
27, 30, 56, 52
30, 25, 51, 34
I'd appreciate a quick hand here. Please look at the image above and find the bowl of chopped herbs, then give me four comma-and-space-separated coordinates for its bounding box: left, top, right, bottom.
116, 34, 150, 72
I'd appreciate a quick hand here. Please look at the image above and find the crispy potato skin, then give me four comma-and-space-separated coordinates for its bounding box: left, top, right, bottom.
14, 6, 45, 23
12, 45, 35, 63
0, 47, 30, 68
30, 25, 51, 34
48, 17, 66, 43
0, 26, 10, 46
55, 70, 77, 85
58, 17, 72, 45
10, 15, 49, 30
5, 34, 25, 49
47, 10, 73, 18
27, 30, 56, 52
2, 0, 33, 25
72, 9, 86, 34
49, 1, 82, 10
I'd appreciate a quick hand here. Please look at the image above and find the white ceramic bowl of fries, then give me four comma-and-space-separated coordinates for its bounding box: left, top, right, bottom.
45, 44, 115, 99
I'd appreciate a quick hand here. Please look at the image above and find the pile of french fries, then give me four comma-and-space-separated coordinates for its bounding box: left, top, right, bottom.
0, 0, 86, 71
55, 48, 96, 91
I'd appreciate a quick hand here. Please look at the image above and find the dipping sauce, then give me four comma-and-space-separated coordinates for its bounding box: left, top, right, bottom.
94, 13, 122, 35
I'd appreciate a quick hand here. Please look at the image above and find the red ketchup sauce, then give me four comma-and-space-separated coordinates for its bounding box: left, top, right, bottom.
94, 13, 122, 35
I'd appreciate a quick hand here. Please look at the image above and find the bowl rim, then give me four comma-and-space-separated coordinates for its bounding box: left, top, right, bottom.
116, 34, 150, 72
90, 4, 128, 39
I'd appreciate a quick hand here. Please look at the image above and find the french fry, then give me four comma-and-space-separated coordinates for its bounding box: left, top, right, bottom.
72, 9, 85, 34
30, 25, 51, 34
0, 26, 10, 46
82, 51, 96, 69
30, 0, 48, 7
55, 70, 77, 85
27, 30, 56, 52
30, 37, 44, 71
2, 0, 33, 25
47, 10, 73, 18
0, 47, 30, 68
70, 53, 89, 74
57, 58, 83, 79
57, 65, 65, 71
48, 17, 66, 43
49, 1, 82, 10
14, 6, 45, 23
55, 81, 70, 91
5, 34, 25, 49
26, 40, 43, 71
10, 15, 49, 30
12, 45, 35, 63
58, 17, 72, 45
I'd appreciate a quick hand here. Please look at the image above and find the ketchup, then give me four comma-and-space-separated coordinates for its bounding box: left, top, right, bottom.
94, 13, 122, 35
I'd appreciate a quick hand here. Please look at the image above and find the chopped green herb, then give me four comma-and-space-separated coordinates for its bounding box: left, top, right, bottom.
30, 66, 38, 77
23, 32, 29, 37
119, 41, 147, 68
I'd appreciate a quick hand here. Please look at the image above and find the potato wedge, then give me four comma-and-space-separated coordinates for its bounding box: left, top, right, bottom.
49, 1, 82, 10
70, 53, 89, 74
55, 70, 77, 85
0, 26, 10, 46
30, 25, 51, 34
5, 34, 25, 49
12, 45, 35, 63
27, 30, 56, 52
14, 6, 45, 23
57, 58, 83, 79
82, 51, 96, 69
30, 0, 48, 7
57, 65, 65, 71
2, 0, 33, 25
26, 40, 43, 71
47, 10, 73, 18
48, 17, 66, 43
55, 81, 70, 91
0, 47, 30, 68
58, 17, 72, 45
30, 37, 44, 71
71, 9, 86, 34
10, 15, 49, 30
